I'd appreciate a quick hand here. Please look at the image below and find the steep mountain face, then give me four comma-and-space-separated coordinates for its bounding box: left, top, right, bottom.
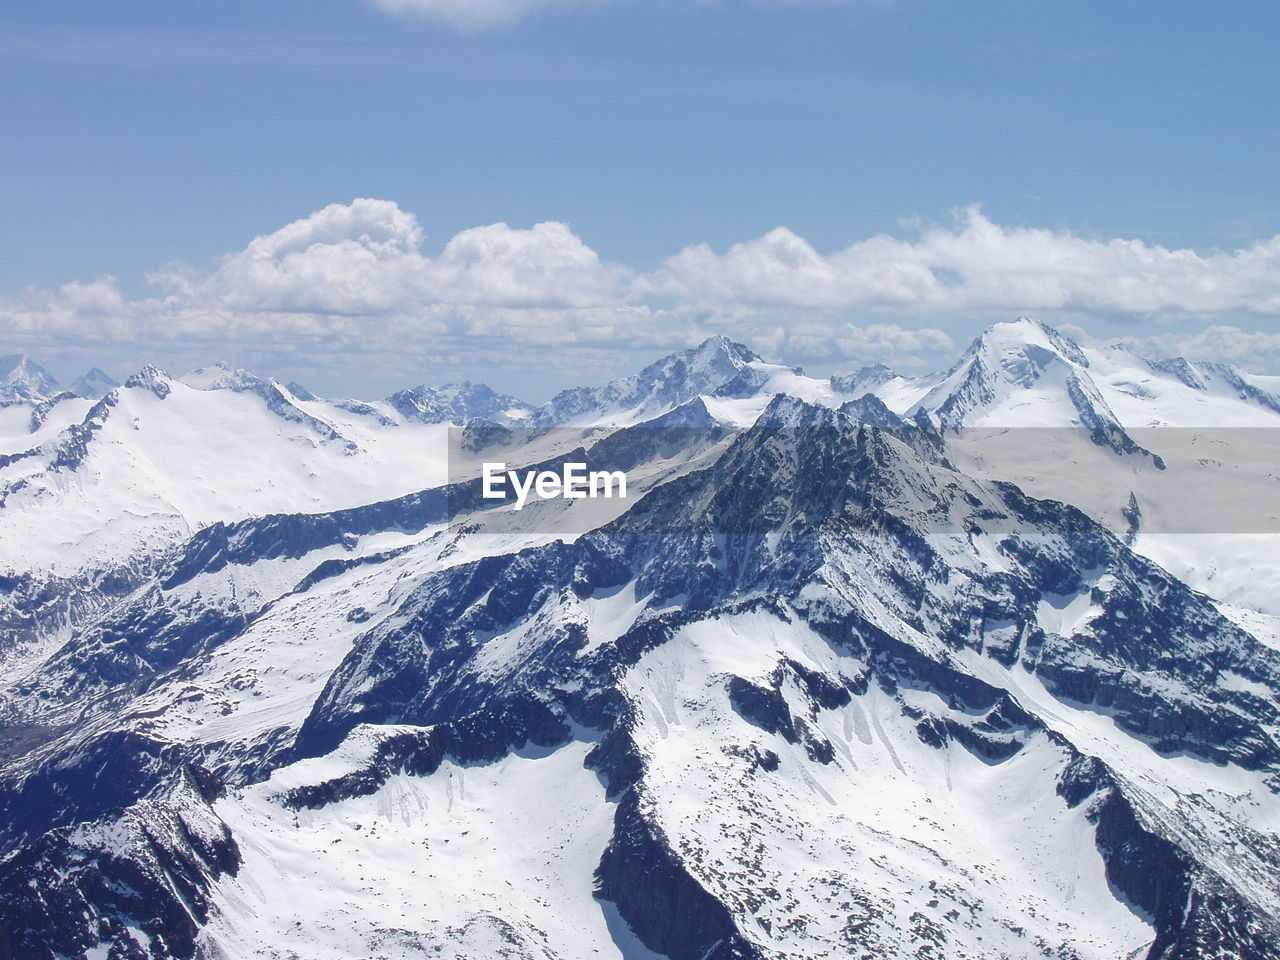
907, 318, 1159, 467
1, 325, 1279, 960
0, 354, 61, 404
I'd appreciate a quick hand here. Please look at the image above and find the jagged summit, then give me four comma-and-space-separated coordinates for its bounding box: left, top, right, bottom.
830, 362, 897, 394
386, 380, 532, 424
123, 364, 173, 398
284, 380, 318, 402
0, 354, 60, 404
970, 316, 1088, 367
537, 335, 761, 427
947, 317, 1090, 392
1146, 354, 1280, 417
682, 334, 761, 376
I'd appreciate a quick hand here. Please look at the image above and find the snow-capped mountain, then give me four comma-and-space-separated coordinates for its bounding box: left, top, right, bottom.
536, 335, 762, 426
68, 367, 119, 400
0, 354, 61, 404
2, 322, 1279, 960
0, 362, 460, 681
906, 317, 1280, 431
386, 380, 534, 425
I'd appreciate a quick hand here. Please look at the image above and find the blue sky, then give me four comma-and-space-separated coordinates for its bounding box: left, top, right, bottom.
3, 0, 1279, 398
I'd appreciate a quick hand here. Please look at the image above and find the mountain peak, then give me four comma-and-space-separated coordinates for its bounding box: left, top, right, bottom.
385, 380, 531, 424
284, 380, 318, 402
535, 337, 763, 427
689, 334, 760, 369
831, 363, 897, 395
968, 317, 1088, 369
69, 367, 120, 400
0, 353, 61, 403
180, 361, 262, 391
915, 319, 1132, 436
123, 364, 173, 399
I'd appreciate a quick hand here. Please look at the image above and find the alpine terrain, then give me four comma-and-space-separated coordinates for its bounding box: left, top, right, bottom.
1, 319, 1278, 960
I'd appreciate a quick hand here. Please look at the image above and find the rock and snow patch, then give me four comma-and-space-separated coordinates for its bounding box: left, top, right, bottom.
200, 739, 626, 960
622, 611, 1155, 959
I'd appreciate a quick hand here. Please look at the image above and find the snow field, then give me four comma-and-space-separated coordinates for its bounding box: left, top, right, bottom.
201, 737, 627, 960
623, 610, 1155, 959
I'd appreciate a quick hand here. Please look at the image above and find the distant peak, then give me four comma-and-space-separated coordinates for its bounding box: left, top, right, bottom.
385, 379, 527, 424
124, 364, 172, 399
968, 317, 1087, 367
691, 335, 760, 365
831, 364, 897, 394
69, 367, 120, 399
0, 353, 60, 402
180, 361, 262, 391
127, 363, 168, 381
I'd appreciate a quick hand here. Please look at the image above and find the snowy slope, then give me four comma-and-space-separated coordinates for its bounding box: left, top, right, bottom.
0, 370, 450, 583
1, 327, 1279, 960
876, 319, 1280, 615
886, 317, 1280, 431
200, 735, 629, 960
623, 611, 1154, 959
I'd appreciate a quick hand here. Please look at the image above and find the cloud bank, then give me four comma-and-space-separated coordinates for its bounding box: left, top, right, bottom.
6, 198, 1280, 388
645, 208, 1280, 316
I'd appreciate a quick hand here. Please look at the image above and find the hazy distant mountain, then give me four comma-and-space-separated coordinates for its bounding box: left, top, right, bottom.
387, 380, 534, 424
68, 367, 119, 399
0, 354, 60, 404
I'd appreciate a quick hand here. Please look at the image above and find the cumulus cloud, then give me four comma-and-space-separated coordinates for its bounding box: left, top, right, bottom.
146, 199, 627, 316
643, 227, 941, 308
432, 221, 628, 307
648, 206, 1280, 317
6, 197, 1280, 393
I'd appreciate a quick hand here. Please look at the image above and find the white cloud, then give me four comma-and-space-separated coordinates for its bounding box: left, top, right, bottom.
432, 221, 629, 307
7, 198, 1280, 394
367, 0, 597, 30
642, 227, 941, 308
364, 0, 885, 29
648, 206, 1280, 317
145, 199, 627, 316
149, 198, 426, 316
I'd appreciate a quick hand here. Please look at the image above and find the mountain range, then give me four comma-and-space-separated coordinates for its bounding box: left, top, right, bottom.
1, 319, 1278, 960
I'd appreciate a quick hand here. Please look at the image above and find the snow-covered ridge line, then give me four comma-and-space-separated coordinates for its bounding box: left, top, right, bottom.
2, 321, 1280, 959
